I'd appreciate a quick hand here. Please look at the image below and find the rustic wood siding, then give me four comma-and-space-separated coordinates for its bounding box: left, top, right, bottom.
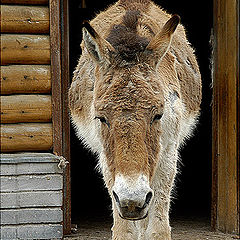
0, 1, 52, 152
0, 153, 63, 240
1, 65, 51, 94
212, 0, 240, 235
1, 5, 49, 33
0, 1, 64, 239
1, 95, 52, 123
1, 123, 53, 152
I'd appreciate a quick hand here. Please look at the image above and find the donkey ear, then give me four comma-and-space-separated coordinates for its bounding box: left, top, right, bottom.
146, 15, 180, 62
82, 21, 114, 64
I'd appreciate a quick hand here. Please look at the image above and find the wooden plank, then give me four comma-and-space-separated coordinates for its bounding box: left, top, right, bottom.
0, 191, 62, 208
1, 0, 48, 4
1, 174, 63, 192
0, 152, 60, 164
0, 208, 62, 224
1, 34, 50, 65
0, 224, 62, 240
212, 0, 239, 235
1, 123, 53, 152
1, 95, 52, 123
0, 162, 62, 175
1, 5, 49, 34
50, 0, 71, 234
1, 65, 51, 94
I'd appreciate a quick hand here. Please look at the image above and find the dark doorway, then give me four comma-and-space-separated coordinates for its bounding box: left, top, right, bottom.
69, 0, 212, 224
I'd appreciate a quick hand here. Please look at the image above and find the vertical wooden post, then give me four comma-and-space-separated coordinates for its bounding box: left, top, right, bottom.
212, 0, 239, 234
50, 0, 71, 235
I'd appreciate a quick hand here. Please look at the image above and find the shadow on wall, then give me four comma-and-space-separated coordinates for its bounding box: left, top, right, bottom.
69, 0, 213, 221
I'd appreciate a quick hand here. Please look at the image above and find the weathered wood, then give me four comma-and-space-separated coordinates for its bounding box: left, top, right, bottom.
212, 0, 239, 235
1, 5, 49, 33
0, 208, 62, 225
0, 191, 62, 208
0, 224, 62, 240
50, 0, 71, 234
1, 65, 51, 94
1, 0, 48, 4
1, 174, 63, 192
1, 123, 53, 152
1, 34, 50, 65
1, 95, 52, 123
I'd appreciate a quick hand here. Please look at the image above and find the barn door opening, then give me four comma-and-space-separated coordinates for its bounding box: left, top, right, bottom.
69, 0, 213, 231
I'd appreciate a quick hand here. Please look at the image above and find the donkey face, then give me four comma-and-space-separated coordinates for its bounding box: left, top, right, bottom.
82, 15, 180, 220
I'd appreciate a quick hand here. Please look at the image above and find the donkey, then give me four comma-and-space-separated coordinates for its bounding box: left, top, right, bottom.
69, 0, 201, 239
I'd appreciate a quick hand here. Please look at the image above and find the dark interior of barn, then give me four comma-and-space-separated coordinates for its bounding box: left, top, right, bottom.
69, 0, 213, 226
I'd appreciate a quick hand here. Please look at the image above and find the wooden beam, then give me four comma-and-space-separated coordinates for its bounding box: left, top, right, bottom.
1, 65, 51, 94
50, 0, 71, 235
212, 0, 239, 235
1, 0, 48, 4
1, 5, 49, 34
1, 95, 52, 123
1, 123, 53, 152
1, 34, 50, 65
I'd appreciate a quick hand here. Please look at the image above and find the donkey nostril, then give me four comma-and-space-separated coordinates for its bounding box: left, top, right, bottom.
113, 191, 120, 205
143, 191, 153, 208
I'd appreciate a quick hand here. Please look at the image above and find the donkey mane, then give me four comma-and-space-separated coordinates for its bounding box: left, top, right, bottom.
106, 10, 151, 63
119, 0, 151, 10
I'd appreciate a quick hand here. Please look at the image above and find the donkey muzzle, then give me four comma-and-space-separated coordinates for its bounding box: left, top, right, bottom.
112, 174, 154, 220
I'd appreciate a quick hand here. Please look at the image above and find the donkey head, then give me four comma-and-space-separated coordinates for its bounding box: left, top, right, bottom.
82, 14, 180, 220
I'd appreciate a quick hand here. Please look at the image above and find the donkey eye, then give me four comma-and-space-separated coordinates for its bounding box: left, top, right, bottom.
152, 114, 163, 122
95, 116, 110, 127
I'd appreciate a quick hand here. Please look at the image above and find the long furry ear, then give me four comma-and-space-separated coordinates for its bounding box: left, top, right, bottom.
146, 15, 180, 61
82, 21, 114, 64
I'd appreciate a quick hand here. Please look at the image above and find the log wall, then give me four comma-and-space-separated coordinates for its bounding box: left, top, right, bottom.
1, 5, 50, 33
1, 0, 52, 152
0, 1, 64, 239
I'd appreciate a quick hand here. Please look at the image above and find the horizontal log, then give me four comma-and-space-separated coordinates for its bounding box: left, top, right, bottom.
1, 123, 53, 152
1, 5, 49, 34
1, 65, 51, 94
1, 95, 52, 123
1, 34, 50, 65
1, 0, 48, 4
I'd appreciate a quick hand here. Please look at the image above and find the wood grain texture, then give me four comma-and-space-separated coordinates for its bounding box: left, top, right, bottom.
1, 34, 50, 65
1, 5, 49, 33
1, 123, 53, 152
212, 0, 239, 234
1, 0, 48, 4
1, 65, 51, 94
50, 0, 71, 234
1, 95, 52, 123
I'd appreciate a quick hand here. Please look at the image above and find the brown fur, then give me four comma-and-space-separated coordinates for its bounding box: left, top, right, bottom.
69, 1, 202, 239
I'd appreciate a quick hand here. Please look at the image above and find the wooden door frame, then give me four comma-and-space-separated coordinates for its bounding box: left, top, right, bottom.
212, 0, 239, 234
50, 0, 71, 235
